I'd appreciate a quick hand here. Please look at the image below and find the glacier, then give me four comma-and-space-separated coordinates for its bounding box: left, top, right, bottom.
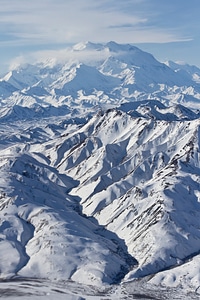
0, 41, 200, 299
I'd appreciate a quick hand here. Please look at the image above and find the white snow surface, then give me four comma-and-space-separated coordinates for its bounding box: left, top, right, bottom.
0, 41, 200, 298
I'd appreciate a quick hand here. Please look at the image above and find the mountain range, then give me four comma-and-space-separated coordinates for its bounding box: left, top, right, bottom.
0, 41, 200, 298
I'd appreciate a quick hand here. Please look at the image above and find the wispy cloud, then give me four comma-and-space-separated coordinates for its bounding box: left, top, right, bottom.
0, 0, 191, 48
8, 46, 110, 70
1, 0, 199, 74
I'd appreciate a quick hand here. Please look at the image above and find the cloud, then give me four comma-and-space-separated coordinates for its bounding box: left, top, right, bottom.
8, 42, 118, 70
0, 0, 191, 48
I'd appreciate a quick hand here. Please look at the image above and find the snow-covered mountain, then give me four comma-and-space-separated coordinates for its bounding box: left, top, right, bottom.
1, 41, 200, 116
165, 60, 200, 83
1, 42, 200, 298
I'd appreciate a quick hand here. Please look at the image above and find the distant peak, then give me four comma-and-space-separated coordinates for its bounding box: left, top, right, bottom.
72, 42, 89, 51
72, 41, 140, 54
105, 41, 139, 53
72, 41, 104, 51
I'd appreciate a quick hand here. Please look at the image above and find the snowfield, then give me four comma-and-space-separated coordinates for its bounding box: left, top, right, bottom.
0, 41, 200, 299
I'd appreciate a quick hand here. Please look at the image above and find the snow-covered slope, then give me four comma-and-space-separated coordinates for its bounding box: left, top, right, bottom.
165, 60, 200, 83
1, 42, 200, 298
0, 101, 200, 292
44, 102, 200, 283
0, 121, 135, 286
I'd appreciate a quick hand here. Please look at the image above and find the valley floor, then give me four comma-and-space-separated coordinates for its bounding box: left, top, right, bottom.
0, 278, 199, 300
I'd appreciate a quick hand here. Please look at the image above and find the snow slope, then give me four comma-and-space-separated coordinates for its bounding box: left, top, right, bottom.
46, 102, 200, 283
1, 101, 200, 293
0, 122, 135, 286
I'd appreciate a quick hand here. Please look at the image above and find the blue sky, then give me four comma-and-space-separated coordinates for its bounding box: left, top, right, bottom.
0, 0, 200, 74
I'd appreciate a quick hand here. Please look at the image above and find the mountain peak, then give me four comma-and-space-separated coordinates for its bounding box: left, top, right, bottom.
105, 41, 139, 53
72, 41, 104, 51
72, 41, 140, 54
